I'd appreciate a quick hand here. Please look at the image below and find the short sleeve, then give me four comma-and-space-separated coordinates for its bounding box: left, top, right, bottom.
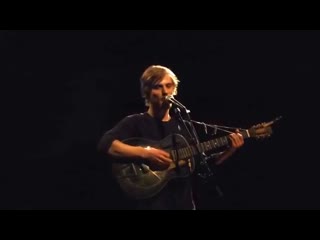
97, 114, 139, 154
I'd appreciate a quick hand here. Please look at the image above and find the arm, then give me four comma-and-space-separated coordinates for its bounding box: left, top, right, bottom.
108, 139, 146, 158
213, 131, 244, 165
98, 115, 172, 167
108, 139, 172, 167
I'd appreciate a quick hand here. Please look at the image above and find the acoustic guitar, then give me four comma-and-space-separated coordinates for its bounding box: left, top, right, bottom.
111, 118, 280, 200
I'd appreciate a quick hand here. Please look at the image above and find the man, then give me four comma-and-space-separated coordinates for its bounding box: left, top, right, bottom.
97, 65, 244, 209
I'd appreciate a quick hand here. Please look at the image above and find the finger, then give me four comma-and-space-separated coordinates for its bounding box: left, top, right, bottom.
161, 156, 173, 163
234, 132, 243, 143
230, 133, 242, 147
229, 135, 237, 147
160, 150, 170, 158
155, 148, 170, 158
156, 158, 171, 167
236, 133, 244, 145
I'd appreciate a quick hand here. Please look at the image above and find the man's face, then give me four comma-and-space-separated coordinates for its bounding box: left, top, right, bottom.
148, 74, 175, 109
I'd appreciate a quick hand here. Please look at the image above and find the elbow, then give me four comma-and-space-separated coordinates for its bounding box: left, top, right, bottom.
97, 141, 111, 155
107, 145, 116, 156
106, 140, 120, 157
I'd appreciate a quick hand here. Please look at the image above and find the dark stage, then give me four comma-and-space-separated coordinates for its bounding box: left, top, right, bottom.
1, 30, 317, 209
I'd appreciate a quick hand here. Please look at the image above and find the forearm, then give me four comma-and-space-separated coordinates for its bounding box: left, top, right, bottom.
108, 140, 145, 159
213, 147, 237, 165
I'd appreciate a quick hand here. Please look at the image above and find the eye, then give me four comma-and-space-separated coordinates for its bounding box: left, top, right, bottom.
152, 84, 162, 89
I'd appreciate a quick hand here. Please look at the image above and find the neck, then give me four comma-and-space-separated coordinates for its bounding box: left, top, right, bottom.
147, 107, 171, 122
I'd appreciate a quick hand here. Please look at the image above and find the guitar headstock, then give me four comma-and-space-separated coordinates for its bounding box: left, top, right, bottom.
248, 116, 282, 139
248, 123, 273, 139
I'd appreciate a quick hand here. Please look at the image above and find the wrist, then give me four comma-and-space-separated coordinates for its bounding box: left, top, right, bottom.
227, 146, 237, 153
222, 147, 236, 158
140, 146, 150, 159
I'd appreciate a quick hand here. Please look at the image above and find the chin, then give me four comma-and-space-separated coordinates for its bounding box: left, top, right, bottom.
161, 101, 170, 109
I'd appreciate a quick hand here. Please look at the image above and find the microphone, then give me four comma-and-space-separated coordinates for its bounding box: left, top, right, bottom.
165, 96, 190, 113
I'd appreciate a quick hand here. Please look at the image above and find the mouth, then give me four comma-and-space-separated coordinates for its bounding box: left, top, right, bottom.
162, 96, 172, 102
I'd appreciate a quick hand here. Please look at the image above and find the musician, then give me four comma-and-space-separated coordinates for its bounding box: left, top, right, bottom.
97, 65, 244, 210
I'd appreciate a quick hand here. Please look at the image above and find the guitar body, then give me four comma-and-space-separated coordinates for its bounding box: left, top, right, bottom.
111, 134, 195, 200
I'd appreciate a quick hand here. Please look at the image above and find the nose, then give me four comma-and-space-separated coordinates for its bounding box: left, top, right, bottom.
162, 86, 169, 96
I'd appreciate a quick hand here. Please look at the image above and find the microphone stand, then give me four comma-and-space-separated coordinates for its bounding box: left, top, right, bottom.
170, 98, 224, 199
169, 98, 214, 182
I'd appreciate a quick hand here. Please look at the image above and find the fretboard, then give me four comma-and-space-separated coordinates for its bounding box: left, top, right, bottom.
171, 129, 250, 160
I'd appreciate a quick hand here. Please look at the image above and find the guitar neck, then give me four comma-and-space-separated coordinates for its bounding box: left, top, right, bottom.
200, 129, 250, 152
172, 129, 250, 160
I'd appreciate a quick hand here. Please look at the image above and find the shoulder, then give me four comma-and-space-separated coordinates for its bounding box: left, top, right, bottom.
124, 113, 147, 120
126, 112, 145, 118
120, 112, 148, 124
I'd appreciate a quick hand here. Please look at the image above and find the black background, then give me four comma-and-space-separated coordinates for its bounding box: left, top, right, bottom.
1, 30, 318, 209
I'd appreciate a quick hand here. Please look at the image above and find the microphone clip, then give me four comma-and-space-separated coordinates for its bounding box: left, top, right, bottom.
165, 96, 191, 113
